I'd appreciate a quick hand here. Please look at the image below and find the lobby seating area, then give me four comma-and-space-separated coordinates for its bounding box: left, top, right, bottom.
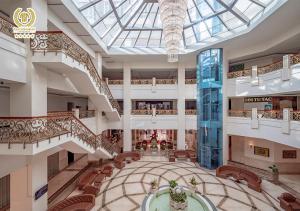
169, 150, 197, 162
216, 165, 262, 192
114, 152, 141, 169
278, 192, 300, 211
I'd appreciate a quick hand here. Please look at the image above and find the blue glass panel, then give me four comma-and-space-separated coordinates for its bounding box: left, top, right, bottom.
197, 48, 223, 170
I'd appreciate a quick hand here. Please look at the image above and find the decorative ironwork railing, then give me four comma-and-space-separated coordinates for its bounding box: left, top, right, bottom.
227, 54, 300, 79
79, 110, 95, 119
257, 110, 282, 120
131, 109, 177, 115
290, 111, 300, 121
228, 110, 252, 118
131, 79, 153, 85
100, 135, 121, 154
0, 113, 118, 155
185, 109, 196, 115
108, 80, 123, 85
0, 16, 16, 39
30, 32, 121, 115
185, 79, 196, 84
156, 79, 177, 84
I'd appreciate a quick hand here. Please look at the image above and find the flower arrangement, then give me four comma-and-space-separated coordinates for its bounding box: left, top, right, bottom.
169, 180, 178, 189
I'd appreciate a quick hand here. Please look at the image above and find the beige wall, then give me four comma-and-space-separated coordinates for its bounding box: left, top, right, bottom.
231, 136, 300, 173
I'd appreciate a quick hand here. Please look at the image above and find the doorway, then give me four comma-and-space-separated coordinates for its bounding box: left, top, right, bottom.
67, 102, 74, 111
67, 151, 74, 165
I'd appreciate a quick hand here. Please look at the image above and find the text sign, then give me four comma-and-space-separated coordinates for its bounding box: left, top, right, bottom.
244, 97, 272, 103
35, 184, 48, 200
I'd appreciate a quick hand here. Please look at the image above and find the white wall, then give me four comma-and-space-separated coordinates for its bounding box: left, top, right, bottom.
0, 87, 10, 116
231, 136, 300, 173
47, 94, 88, 112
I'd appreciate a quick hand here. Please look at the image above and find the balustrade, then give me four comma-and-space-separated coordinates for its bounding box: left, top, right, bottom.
185, 79, 196, 84
290, 111, 300, 121
108, 80, 123, 85
228, 110, 252, 118
227, 54, 300, 79
0, 16, 17, 40
228, 110, 285, 120
185, 109, 196, 115
131, 79, 153, 85
131, 109, 177, 115
30, 32, 120, 115
0, 112, 118, 155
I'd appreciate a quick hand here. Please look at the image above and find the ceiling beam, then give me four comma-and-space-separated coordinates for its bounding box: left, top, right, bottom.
216, 0, 250, 25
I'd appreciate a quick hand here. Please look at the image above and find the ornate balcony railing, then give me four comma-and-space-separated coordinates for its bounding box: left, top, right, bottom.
257, 110, 282, 120
290, 111, 300, 121
0, 113, 118, 155
185, 109, 196, 115
227, 54, 300, 79
185, 79, 196, 84
228, 110, 252, 118
100, 135, 121, 154
0, 16, 16, 39
131, 109, 177, 115
108, 79, 123, 85
30, 32, 121, 115
79, 110, 95, 119
131, 79, 153, 85
156, 79, 177, 84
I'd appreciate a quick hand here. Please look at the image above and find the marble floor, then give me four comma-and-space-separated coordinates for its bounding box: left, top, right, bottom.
71, 156, 289, 211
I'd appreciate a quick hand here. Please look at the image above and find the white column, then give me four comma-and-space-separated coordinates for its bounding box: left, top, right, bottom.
10, 153, 48, 211
177, 65, 185, 150
123, 64, 132, 151
222, 52, 229, 165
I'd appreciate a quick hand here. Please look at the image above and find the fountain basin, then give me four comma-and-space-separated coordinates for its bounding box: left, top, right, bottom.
142, 186, 216, 211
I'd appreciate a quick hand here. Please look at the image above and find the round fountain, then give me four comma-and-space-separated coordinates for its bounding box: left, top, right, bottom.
142, 182, 216, 211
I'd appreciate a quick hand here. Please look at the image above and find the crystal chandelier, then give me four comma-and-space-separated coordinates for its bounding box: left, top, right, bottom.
158, 0, 188, 62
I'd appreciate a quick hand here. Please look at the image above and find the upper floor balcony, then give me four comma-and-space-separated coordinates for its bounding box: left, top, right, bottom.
227, 54, 300, 97
30, 31, 121, 119
227, 109, 300, 149
0, 17, 26, 83
107, 78, 197, 100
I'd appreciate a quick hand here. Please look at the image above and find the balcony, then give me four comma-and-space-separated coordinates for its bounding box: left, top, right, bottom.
227, 54, 300, 96
0, 112, 119, 156
131, 109, 177, 115
0, 17, 26, 83
30, 32, 121, 120
227, 109, 300, 148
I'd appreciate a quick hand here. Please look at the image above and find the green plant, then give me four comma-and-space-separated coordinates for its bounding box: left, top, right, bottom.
151, 179, 158, 189
269, 164, 279, 174
169, 180, 178, 189
170, 188, 187, 203
190, 176, 197, 186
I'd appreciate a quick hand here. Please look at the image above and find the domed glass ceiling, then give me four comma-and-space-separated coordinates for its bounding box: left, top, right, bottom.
71, 0, 285, 53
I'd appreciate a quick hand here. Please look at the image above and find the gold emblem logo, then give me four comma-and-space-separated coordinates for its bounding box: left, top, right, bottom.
13, 8, 36, 39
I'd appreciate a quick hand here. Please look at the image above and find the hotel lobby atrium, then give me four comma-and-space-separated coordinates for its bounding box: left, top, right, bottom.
1, 0, 300, 210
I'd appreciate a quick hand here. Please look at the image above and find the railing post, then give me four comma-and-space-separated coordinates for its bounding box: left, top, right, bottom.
251, 65, 259, 86
72, 108, 79, 119
251, 108, 258, 129
281, 108, 290, 134
282, 55, 291, 81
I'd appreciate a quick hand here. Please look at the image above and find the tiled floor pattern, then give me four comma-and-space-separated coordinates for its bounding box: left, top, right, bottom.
74, 156, 288, 211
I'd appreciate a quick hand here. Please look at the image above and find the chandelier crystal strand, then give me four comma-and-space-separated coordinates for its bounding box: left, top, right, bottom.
158, 0, 188, 62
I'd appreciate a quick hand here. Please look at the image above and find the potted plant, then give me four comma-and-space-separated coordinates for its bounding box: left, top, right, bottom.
150, 179, 158, 193
189, 176, 198, 192
269, 164, 279, 184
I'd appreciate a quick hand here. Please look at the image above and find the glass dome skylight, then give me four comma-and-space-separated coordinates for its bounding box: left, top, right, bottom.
71, 0, 285, 53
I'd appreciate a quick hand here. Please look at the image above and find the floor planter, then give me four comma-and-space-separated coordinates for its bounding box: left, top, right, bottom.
170, 198, 187, 211
271, 172, 279, 184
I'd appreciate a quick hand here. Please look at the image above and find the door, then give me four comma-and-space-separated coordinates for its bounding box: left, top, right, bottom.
68, 151, 74, 165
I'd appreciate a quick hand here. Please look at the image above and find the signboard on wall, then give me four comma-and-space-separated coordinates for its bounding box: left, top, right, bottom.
254, 146, 270, 157
35, 184, 48, 200
229, 63, 244, 72
244, 97, 272, 103
282, 150, 297, 159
